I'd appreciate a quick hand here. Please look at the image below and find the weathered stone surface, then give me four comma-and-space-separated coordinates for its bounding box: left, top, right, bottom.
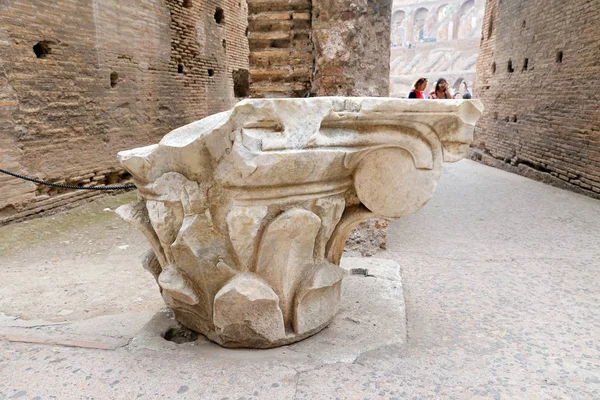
256, 208, 321, 325
117, 97, 483, 348
226, 206, 268, 271
212, 274, 286, 347
355, 147, 438, 218
294, 261, 345, 335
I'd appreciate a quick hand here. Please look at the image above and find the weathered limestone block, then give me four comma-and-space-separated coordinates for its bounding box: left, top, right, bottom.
212, 274, 286, 347
117, 97, 483, 348
294, 261, 345, 335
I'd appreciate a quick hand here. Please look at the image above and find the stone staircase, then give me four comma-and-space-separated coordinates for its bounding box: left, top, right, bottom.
247, 0, 314, 98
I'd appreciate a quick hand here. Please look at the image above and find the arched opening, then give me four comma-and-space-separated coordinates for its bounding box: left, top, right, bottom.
457, 0, 476, 39
453, 77, 465, 92
391, 10, 406, 47
413, 8, 429, 43
435, 4, 454, 41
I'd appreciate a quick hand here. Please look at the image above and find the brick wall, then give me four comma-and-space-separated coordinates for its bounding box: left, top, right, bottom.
473, 0, 600, 198
247, 0, 391, 97
247, 0, 313, 97
0, 0, 249, 224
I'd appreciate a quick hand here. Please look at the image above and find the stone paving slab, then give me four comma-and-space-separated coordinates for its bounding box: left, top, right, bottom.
0, 161, 599, 400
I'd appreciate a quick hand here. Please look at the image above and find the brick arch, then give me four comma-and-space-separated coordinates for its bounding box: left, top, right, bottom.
391, 9, 406, 47
452, 77, 465, 91
457, 0, 476, 39
434, 3, 454, 41
413, 7, 429, 42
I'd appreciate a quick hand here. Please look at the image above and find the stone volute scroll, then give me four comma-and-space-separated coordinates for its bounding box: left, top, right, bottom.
116, 97, 484, 348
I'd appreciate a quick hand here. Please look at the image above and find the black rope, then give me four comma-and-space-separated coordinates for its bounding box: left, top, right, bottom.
0, 168, 136, 191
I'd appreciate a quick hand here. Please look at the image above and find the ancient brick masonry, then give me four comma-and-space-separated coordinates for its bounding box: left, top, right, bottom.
247, 0, 392, 97
473, 0, 600, 198
247, 0, 313, 98
0, 0, 249, 224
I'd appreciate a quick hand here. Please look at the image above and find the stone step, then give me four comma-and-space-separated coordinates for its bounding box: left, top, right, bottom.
248, 19, 311, 33
249, 38, 313, 51
250, 82, 309, 94
247, 0, 311, 13
249, 67, 311, 82
248, 31, 291, 41
248, 10, 311, 21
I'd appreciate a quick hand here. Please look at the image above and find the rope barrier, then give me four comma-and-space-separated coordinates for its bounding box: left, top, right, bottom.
0, 168, 136, 191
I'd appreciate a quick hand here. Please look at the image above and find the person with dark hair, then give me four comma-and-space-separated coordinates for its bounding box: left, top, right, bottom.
408, 78, 428, 99
429, 78, 452, 99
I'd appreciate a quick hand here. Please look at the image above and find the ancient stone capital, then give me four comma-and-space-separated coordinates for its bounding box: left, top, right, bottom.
116, 97, 483, 348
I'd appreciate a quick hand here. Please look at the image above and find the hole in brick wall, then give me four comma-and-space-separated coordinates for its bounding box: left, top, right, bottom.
505, 116, 510, 123
178, 64, 184, 74
507, 59, 514, 73
491, 62, 496, 74
208, 69, 214, 77
110, 72, 118, 88
523, 58, 528, 71
33, 41, 53, 58
214, 7, 224, 24
522, 20, 526, 28
494, 112, 498, 120
183, 0, 192, 8
233, 69, 249, 97
222, 39, 227, 50
245, 27, 248, 37
556, 51, 563, 63
513, 115, 518, 123
271, 39, 290, 48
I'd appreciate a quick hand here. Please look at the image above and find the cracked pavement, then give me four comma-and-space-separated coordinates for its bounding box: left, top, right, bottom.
1, 160, 599, 399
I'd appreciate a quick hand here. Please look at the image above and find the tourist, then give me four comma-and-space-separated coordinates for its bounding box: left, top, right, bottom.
429, 78, 452, 99
408, 78, 428, 99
